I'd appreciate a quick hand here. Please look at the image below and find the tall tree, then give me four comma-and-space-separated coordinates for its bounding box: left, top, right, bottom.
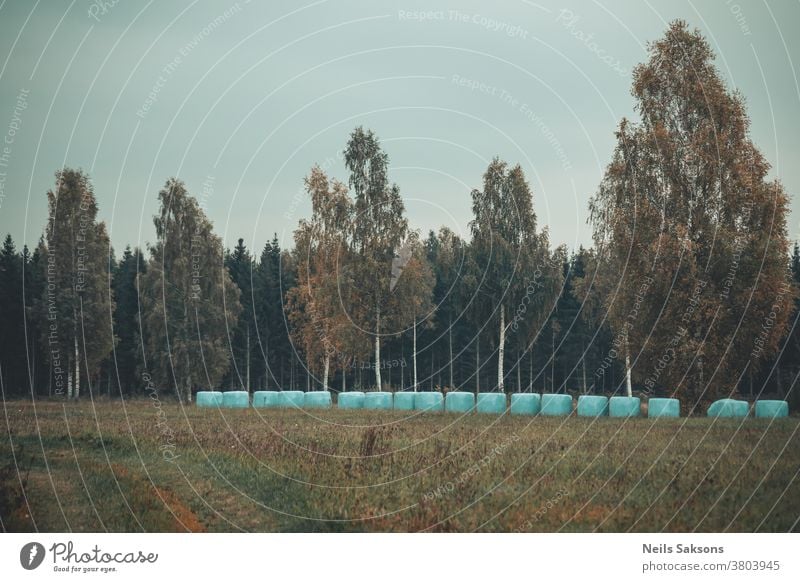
470, 159, 559, 391
287, 166, 354, 391
0, 235, 27, 396
42, 169, 115, 399
139, 178, 242, 402
344, 127, 408, 390
393, 232, 435, 391
589, 21, 795, 408
225, 238, 256, 391
111, 245, 146, 395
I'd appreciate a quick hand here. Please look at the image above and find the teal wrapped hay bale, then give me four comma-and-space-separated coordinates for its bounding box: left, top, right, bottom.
609, 396, 641, 418
252, 391, 281, 408
477, 393, 506, 414
707, 398, 749, 418
647, 397, 680, 418
196, 391, 223, 407
222, 391, 249, 408
337, 391, 365, 410
394, 392, 416, 411
510, 393, 541, 415
577, 395, 609, 417
415, 391, 444, 412
540, 393, 573, 416
278, 390, 304, 409
445, 391, 475, 413
364, 392, 393, 410
754, 400, 789, 419
303, 391, 332, 409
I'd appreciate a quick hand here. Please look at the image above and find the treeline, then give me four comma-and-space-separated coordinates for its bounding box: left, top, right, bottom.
0, 21, 798, 411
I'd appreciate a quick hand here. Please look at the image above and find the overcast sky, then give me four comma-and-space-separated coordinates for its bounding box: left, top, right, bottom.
0, 0, 798, 256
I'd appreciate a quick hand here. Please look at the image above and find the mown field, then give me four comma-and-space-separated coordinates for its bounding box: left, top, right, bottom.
1, 399, 798, 532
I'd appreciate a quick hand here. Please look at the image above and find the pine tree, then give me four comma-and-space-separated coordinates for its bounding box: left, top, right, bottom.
111, 246, 145, 395
225, 238, 256, 391
0, 234, 27, 396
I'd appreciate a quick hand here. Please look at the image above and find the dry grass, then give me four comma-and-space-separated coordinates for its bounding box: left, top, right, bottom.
2, 399, 798, 532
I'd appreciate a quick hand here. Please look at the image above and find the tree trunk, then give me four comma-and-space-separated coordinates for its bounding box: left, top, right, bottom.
516, 349, 521, 393
374, 306, 382, 391
624, 336, 633, 398
476, 336, 480, 393
342, 365, 347, 392
323, 353, 330, 391
529, 347, 533, 392
582, 339, 588, 394
413, 319, 418, 391
449, 315, 454, 389
246, 324, 251, 392
497, 305, 505, 392
74, 334, 80, 400
67, 359, 73, 399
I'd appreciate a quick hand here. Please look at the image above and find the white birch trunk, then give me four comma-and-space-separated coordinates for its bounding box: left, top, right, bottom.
448, 316, 454, 389
624, 336, 632, 398
375, 307, 382, 391
497, 304, 505, 392
73, 334, 80, 399
246, 324, 251, 392
323, 353, 330, 391
413, 319, 418, 392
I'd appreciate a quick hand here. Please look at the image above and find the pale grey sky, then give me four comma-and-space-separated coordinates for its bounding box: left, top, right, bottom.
0, 0, 798, 256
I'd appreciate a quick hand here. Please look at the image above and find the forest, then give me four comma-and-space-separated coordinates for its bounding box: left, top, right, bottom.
1, 21, 798, 414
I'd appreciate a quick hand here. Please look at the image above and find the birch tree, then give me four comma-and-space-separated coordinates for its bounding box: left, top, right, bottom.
139, 178, 241, 402
344, 127, 408, 391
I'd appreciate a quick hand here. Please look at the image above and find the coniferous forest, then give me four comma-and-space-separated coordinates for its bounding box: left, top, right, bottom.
1, 22, 798, 415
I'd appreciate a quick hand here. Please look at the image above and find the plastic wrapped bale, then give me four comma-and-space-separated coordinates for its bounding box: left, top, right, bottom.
337, 392, 365, 410
196, 391, 223, 407
303, 391, 332, 409
540, 394, 573, 416
647, 398, 680, 418
364, 392, 393, 410
707, 398, 749, 418
394, 392, 416, 411
252, 391, 281, 408
445, 391, 475, 413
477, 393, 506, 414
577, 395, 609, 417
754, 400, 789, 419
609, 396, 641, 418
222, 391, 249, 408
278, 391, 304, 409
414, 392, 444, 412
510, 393, 541, 416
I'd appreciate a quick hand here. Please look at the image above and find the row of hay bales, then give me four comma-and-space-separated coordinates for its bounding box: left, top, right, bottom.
196, 391, 789, 418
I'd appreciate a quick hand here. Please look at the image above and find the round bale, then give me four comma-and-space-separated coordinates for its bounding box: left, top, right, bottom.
754, 400, 789, 419
707, 398, 749, 418
393, 392, 416, 411
609, 396, 641, 418
252, 391, 281, 408
222, 390, 249, 408
278, 390, 304, 409
337, 392, 365, 410
414, 392, 444, 412
510, 393, 541, 415
577, 395, 609, 417
196, 391, 223, 407
364, 392, 393, 410
647, 397, 680, 418
540, 393, 573, 416
445, 391, 475, 413
477, 393, 506, 414
303, 391, 332, 409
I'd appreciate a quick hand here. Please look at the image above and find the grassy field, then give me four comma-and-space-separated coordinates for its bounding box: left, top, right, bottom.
1, 399, 798, 532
